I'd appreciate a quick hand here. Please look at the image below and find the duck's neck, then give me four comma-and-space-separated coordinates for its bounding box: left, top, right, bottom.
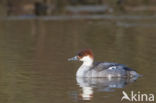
76, 59, 93, 77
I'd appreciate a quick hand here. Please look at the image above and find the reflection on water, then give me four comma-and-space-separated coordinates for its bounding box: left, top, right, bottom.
76, 77, 138, 100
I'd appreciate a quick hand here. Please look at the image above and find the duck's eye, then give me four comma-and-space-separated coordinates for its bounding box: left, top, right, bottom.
78, 53, 83, 57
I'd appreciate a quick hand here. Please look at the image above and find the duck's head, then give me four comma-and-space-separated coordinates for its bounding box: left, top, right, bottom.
68, 49, 94, 66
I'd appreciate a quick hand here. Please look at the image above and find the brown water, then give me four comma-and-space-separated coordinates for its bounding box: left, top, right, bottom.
0, 15, 156, 103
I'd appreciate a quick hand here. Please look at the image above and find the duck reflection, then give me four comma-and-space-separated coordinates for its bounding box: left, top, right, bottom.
76, 77, 138, 100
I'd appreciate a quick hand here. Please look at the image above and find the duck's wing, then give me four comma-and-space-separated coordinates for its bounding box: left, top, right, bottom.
92, 62, 131, 71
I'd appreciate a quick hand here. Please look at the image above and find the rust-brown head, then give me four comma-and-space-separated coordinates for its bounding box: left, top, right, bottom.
77, 49, 94, 60
68, 49, 94, 64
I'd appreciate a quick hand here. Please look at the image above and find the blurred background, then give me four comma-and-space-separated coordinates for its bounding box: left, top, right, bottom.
0, 0, 156, 16
0, 0, 156, 103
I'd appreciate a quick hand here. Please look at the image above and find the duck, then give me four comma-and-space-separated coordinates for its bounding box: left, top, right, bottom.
68, 49, 139, 78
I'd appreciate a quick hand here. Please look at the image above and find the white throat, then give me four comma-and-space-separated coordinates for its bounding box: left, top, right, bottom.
76, 56, 93, 77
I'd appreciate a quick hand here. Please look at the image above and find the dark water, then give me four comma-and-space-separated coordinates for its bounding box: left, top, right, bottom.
0, 16, 156, 103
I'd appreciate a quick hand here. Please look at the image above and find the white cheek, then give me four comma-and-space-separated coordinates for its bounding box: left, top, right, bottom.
79, 56, 93, 66
80, 56, 92, 62
80, 58, 84, 61
80, 57, 87, 61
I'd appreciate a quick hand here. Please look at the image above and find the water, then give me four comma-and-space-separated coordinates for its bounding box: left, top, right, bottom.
0, 15, 156, 103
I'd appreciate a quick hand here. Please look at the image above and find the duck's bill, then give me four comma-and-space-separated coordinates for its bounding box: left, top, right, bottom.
68, 56, 78, 61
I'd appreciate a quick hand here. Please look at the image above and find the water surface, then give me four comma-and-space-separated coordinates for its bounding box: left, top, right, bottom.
0, 16, 156, 103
